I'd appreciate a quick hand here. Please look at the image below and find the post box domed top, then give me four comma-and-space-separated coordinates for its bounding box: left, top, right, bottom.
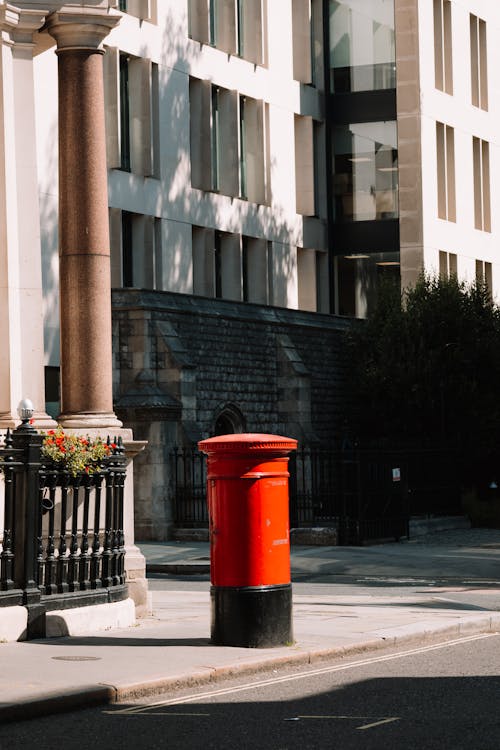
198, 433, 297, 454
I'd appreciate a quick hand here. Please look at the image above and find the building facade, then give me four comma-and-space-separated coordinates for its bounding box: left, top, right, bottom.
328, 0, 500, 316
1, 1, 499, 539
35, 0, 346, 539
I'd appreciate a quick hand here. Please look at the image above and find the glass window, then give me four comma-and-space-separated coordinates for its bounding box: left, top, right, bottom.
476, 259, 492, 299
118, 0, 157, 23
335, 251, 400, 317
238, 95, 266, 204
209, 0, 217, 45
44, 366, 60, 420
121, 212, 159, 289
470, 14, 488, 110
236, 0, 265, 65
333, 120, 398, 222
239, 96, 247, 199
329, 0, 396, 93
214, 230, 222, 298
211, 86, 221, 192
237, 0, 245, 57
115, 53, 156, 177
473, 137, 491, 232
436, 121, 456, 222
439, 251, 457, 279
434, 0, 453, 94
242, 236, 268, 304
119, 54, 131, 172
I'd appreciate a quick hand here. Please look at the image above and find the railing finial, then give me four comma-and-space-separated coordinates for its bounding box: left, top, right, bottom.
16, 398, 36, 432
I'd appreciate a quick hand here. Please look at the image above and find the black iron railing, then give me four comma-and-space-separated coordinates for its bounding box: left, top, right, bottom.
0, 425, 128, 637
289, 446, 340, 526
336, 448, 409, 544
170, 444, 463, 545
171, 446, 208, 526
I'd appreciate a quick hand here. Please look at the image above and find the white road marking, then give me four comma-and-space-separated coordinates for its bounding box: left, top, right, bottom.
357, 717, 399, 730
298, 715, 391, 720
126, 712, 211, 717
108, 632, 497, 716
296, 715, 399, 730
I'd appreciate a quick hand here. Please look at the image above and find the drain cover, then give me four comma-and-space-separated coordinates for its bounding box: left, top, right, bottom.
51, 656, 101, 662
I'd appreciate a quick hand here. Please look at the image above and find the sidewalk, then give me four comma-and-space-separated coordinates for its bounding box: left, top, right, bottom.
2, 529, 500, 722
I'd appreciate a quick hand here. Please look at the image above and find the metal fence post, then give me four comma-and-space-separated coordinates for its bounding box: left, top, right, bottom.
11, 421, 46, 638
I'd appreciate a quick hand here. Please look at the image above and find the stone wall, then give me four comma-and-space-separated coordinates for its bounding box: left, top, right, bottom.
112, 290, 352, 540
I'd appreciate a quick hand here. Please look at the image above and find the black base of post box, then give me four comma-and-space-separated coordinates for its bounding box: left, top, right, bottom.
211, 583, 293, 648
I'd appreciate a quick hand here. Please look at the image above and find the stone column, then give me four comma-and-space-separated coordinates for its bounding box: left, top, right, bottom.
45, 9, 149, 616
0, 5, 56, 429
45, 8, 121, 429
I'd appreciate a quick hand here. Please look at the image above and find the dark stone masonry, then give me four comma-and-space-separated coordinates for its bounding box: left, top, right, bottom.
112, 289, 352, 540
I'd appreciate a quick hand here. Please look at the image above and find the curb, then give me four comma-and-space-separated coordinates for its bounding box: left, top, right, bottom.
146, 562, 210, 575
0, 685, 116, 724
2, 615, 500, 723
114, 613, 500, 701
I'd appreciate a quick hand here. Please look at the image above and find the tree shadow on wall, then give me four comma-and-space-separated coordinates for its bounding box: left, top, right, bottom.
107, 4, 314, 307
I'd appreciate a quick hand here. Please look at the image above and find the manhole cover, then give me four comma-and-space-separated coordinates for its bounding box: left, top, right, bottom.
51, 656, 102, 662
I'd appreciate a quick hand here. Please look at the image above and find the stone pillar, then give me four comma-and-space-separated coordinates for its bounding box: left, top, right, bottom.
45, 8, 121, 429
0, 5, 56, 429
45, 9, 150, 615
395, 0, 424, 290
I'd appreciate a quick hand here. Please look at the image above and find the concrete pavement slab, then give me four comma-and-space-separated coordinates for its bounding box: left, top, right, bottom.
140, 528, 500, 582
3, 528, 500, 723
2, 586, 500, 722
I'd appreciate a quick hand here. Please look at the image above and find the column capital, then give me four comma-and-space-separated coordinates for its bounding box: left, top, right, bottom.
44, 7, 119, 52
0, 5, 48, 45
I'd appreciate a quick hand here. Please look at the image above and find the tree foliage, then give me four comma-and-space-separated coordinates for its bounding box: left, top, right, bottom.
345, 274, 500, 480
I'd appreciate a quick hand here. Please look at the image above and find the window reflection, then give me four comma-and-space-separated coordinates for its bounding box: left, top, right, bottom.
333, 121, 398, 222
330, 0, 396, 93
335, 251, 400, 317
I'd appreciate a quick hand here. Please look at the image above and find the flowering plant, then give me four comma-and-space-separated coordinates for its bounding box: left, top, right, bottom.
41, 427, 117, 476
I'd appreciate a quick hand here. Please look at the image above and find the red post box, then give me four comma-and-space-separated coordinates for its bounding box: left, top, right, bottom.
198, 433, 297, 647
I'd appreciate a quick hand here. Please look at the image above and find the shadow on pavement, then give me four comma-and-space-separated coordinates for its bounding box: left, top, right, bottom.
34, 636, 212, 648
2, 672, 500, 749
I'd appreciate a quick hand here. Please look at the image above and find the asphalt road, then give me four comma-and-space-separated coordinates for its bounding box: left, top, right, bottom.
2, 632, 500, 750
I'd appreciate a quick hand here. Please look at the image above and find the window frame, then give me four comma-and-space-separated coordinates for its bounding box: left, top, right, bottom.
436, 121, 456, 222
434, 0, 453, 95
473, 136, 491, 233
470, 14, 488, 110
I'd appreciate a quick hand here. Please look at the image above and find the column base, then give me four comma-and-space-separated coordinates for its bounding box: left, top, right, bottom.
125, 544, 152, 618
0, 414, 18, 430
211, 583, 293, 648
32, 411, 59, 429
58, 412, 123, 429
0, 411, 58, 430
